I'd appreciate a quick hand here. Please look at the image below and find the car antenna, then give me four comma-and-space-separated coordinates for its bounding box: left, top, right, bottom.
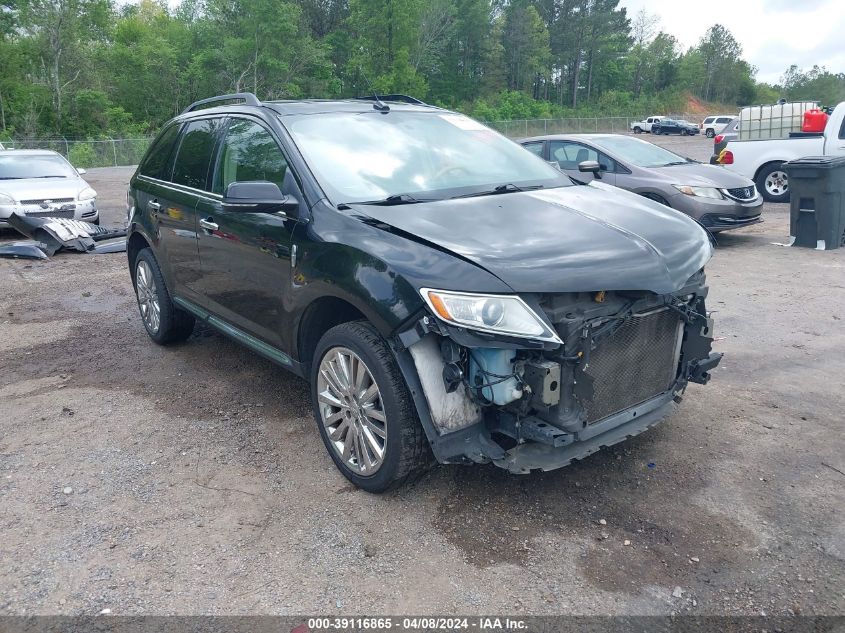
358, 64, 389, 112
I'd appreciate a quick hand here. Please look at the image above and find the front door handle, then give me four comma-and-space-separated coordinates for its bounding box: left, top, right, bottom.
199, 217, 218, 232
148, 200, 160, 213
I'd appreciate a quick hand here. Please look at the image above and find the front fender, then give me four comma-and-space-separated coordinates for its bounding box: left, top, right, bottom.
287, 203, 513, 360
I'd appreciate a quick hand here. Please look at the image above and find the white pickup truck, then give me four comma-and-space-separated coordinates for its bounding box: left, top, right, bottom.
630, 116, 662, 134
719, 102, 845, 202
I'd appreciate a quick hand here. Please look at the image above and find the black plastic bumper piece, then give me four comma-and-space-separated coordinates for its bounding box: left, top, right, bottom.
688, 352, 723, 385
493, 397, 677, 474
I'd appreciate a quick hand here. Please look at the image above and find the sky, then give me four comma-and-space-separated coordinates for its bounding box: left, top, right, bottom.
618, 0, 845, 84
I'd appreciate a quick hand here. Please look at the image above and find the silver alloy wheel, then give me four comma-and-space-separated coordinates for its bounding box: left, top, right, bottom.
136, 259, 161, 334
317, 347, 387, 475
765, 170, 789, 197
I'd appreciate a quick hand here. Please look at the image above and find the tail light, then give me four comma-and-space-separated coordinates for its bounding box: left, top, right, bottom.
714, 135, 724, 145
718, 150, 734, 165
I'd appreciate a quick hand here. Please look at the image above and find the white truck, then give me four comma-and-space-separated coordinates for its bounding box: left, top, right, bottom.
719, 102, 845, 202
630, 116, 662, 134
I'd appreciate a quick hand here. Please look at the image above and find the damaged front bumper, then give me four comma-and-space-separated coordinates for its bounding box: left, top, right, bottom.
393, 272, 722, 474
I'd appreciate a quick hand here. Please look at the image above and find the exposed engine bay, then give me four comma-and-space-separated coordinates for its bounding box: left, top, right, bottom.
396, 271, 722, 473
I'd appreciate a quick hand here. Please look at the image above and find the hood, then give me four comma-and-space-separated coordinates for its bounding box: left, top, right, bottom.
349, 184, 713, 295
651, 162, 754, 188
0, 177, 90, 202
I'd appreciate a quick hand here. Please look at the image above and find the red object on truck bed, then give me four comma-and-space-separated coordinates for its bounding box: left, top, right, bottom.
802, 109, 829, 133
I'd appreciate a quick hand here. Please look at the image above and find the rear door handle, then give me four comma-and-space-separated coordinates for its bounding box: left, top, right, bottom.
199, 217, 218, 231
148, 200, 160, 213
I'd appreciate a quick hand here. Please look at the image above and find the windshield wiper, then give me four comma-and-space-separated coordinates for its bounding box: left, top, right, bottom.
0, 176, 22, 180
31, 175, 68, 178
341, 193, 435, 207
452, 183, 544, 199
661, 160, 694, 167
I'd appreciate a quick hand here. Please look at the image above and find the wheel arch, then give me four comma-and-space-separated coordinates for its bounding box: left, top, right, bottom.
754, 159, 786, 183
295, 295, 372, 375
127, 231, 151, 285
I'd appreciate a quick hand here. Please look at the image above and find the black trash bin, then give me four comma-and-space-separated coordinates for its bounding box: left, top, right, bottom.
784, 155, 845, 250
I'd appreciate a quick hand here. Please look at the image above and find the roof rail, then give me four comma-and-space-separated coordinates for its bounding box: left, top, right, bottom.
182, 92, 261, 114
355, 94, 427, 105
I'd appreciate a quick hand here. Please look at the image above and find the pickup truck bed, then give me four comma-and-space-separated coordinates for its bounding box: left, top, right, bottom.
719, 102, 845, 202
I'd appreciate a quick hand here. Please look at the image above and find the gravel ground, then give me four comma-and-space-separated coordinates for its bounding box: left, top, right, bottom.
1, 135, 844, 616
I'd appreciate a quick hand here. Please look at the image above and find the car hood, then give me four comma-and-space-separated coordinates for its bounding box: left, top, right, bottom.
651, 162, 754, 188
0, 177, 90, 202
348, 184, 713, 295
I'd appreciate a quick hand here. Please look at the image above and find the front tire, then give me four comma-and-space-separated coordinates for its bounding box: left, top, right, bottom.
311, 321, 431, 493
706, 129, 715, 138
133, 248, 195, 344
756, 163, 790, 203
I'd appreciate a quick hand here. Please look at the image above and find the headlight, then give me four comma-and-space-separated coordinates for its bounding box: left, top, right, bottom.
673, 185, 723, 200
420, 289, 561, 343
0, 192, 15, 204
78, 187, 97, 201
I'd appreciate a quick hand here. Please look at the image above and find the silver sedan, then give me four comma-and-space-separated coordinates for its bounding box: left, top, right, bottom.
0, 150, 98, 228
520, 133, 762, 232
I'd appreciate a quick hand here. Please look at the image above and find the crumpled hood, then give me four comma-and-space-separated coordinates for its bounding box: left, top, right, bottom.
349, 184, 713, 295
652, 162, 755, 188
0, 177, 90, 202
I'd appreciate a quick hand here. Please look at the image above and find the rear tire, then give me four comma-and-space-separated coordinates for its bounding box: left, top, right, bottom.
756, 163, 790, 203
311, 321, 431, 493
633, 126, 642, 134
132, 248, 195, 344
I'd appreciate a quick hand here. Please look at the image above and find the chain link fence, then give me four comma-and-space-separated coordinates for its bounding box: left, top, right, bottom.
2, 137, 154, 169
488, 113, 703, 138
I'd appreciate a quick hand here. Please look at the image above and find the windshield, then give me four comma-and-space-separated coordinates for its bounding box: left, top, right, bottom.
284, 110, 568, 204
0, 154, 78, 179
592, 136, 690, 168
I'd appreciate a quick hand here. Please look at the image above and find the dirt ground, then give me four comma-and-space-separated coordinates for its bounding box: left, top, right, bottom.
1, 135, 844, 616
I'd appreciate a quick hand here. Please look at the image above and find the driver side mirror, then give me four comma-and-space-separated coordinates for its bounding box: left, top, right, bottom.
578, 160, 602, 179
76, 168, 87, 175
222, 181, 298, 215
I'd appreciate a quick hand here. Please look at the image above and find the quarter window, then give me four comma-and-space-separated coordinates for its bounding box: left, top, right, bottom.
214, 119, 288, 194
171, 119, 219, 190
139, 124, 181, 180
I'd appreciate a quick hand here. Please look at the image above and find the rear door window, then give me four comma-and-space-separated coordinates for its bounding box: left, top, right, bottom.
716, 117, 732, 124
171, 119, 220, 191
139, 124, 181, 181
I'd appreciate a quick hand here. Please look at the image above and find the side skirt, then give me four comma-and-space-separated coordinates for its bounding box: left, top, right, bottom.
172, 296, 305, 378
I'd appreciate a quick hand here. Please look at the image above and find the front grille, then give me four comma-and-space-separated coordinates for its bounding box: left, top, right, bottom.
19, 197, 75, 205
582, 309, 682, 424
723, 186, 756, 201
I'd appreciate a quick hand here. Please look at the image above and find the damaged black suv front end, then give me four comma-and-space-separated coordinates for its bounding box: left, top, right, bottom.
393, 270, 722, 474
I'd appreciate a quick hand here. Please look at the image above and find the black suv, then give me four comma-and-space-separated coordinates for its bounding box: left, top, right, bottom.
127, 93, 722, 492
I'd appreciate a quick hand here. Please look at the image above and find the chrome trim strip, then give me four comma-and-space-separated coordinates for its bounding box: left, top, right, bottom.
137, 175, 223, 202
